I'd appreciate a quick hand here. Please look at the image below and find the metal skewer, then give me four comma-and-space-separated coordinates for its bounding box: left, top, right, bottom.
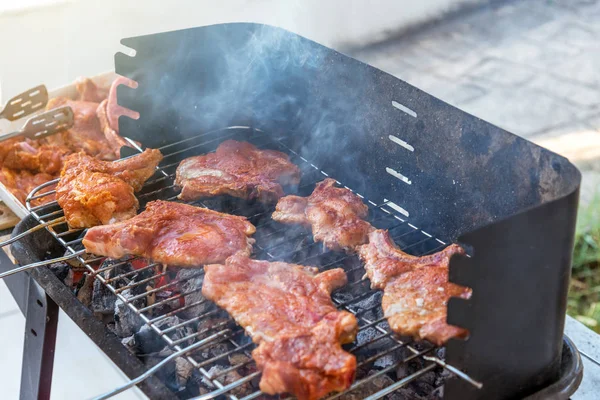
0, 249, 86, 280
0, 216, 73, 280
0, 216, 65, 248
90, 329, 232, 400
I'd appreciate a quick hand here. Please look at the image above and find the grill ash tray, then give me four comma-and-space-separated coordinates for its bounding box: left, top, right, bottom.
526, 336, 582, 400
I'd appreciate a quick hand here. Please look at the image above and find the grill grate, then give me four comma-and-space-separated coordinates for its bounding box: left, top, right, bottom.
25, 127, 481, 399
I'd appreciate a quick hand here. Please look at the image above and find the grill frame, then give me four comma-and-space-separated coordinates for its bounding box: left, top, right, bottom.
17, 127, 481, 399
115, 23, 583, 400
8, 22, 583, 400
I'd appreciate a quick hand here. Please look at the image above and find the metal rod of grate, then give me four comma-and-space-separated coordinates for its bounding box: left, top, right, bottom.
24, 126, 481, 399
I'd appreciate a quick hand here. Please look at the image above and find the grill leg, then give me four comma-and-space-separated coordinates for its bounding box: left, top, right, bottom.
20, 277, 58, 400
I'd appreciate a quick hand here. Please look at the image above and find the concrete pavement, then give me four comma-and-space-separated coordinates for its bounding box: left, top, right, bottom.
350, 0, 600, 204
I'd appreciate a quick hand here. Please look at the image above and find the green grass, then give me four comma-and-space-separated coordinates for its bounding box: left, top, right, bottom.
568, 195, 600, 332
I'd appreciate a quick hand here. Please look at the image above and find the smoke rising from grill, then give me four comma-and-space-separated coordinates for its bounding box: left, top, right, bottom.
118, 23, 376, 197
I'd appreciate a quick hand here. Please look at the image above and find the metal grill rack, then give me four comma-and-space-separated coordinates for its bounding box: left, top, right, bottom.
25, 126, 481, 399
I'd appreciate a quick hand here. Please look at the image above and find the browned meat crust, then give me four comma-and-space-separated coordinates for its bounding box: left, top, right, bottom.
175, 140, 301, 203
202, 255, 357, 400
358, 229, 471, 345
83, 201, 255, 267
273, 178, 373, 251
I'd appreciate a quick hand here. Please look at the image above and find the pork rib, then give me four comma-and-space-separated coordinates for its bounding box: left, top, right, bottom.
175, 140, 301, 203
43, 97, 120, 161
358, 229, 470, 345
202, 255, 357, 400
56, 149, 162, 228
272, 178, 373, 251
83, 201, 255, 267
75, 77, 109, 103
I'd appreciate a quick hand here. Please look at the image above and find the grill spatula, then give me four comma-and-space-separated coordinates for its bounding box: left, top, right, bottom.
0, 105, 74, 142
0, 85, 48, 121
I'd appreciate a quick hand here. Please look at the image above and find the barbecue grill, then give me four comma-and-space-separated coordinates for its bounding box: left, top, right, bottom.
5, 23, 583, 399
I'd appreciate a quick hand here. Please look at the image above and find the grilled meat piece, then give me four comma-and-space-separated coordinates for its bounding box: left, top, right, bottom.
58, 171, 139, 228
75, 77, 109, 103
56, 149, 162, 228
0, 77, 136, 207
60, 148, 162, 192
382, 265, 471, 346
272, 178, 373, 251
0, 138, 70, 206
83, 201, 256, 267
175, 140, 301, 203
43, 97, 120, 161
0, 140, 69, 175
358, 229, 463, 289
203, 255, 357, 400
358, 229, 470, 345
0, 167, 56, 206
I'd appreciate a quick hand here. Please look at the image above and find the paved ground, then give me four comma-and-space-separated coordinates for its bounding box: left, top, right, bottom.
350, 0, 600, 204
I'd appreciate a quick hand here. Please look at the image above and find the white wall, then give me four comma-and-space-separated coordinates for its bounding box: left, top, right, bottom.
0, 0, 479, 100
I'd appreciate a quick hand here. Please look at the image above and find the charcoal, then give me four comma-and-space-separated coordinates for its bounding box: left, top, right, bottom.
98, 258, 134, 287
135, 326, 171, 355
353, 290, 383, 312
228, 352, 258, 381
114, 289, 145, 337
397, 358, 425, 380
371, 373, 395, 390
158, 346, 175, 358
176, 269, 201, 281
210, 342, 233, 361
91, 276, 117, 314
391, 388, 427, 400
176, 269, 209, 319
144, 354, 180, 392
159, 316, 195, 347
203, 365, 252, 397
231, 329, 253, 347
129, 275, 154, 297
76, 273, 94, 307
419, 371, 437, 387
198, 386, 210, 395
49, 262, 70, 282
339, 372, 395, 400
178, 367, 207, 398
199, 342, 232, 363
333, 290, 354, 304
121, 335, 137, 353
429, 385, 444, 399
229, 353, 251, 366
374, 353, 396, 369
413, 380, 436, 397
135, 316, 194, 354
196, 317, 230, 340
435, 347, 446, 359
63, 269, 74, 288
92, 258, 146, 315
355, 326, 378, 347
435, 366, 452, 387
176, 357, 194, 387
152, 288, 183, 316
